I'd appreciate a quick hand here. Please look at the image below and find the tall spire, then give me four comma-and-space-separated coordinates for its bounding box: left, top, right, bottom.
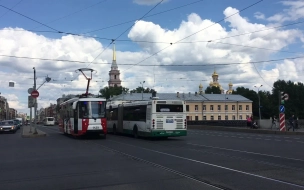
113, 42, 116, 61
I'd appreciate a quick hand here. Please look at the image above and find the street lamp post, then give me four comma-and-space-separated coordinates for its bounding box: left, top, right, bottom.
140, 81, 145, 100
32, 67, 51, 134
254, 84, 263, 126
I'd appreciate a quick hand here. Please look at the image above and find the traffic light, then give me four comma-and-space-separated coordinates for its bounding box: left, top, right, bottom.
280, 91, 289, 104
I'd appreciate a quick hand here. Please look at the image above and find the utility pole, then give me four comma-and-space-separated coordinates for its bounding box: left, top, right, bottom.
33, 67, 38, 134
254, 85, 263, 125
140, 81, 145, 100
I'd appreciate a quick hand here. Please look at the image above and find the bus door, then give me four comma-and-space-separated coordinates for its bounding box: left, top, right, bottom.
117, 105, 124, 133
74, 103, 78, 134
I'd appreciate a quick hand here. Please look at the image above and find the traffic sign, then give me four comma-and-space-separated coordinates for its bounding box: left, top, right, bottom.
31, 90, 39, 98
28, 88, 33, 94
279, 105, 285, 113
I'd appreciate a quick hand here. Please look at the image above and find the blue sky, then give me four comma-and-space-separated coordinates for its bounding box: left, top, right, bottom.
0, 0, 304, 115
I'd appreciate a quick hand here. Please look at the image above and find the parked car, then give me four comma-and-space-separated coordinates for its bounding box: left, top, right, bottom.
0, 120, 18, 133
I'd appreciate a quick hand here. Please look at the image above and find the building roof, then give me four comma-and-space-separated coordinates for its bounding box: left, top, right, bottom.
201, 94, 252, 102
109, 92, 252, 102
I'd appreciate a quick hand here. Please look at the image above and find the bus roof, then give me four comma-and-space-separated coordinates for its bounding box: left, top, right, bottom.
106, 100, 185, 109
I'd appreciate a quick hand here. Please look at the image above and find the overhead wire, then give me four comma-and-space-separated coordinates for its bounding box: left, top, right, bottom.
121, 0, 265, 72
30, 0, 107, 30
83, 0, 205, 34
0, 4, 61, 32
0, 0, 23, 19
2, 54, 304, 67
83, 0, 165, 69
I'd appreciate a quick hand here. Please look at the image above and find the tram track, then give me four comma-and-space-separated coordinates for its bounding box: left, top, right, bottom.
41, 126, 304, 189
38, 126, 227, 190
98, 138, 304, 189
106, 134, 304, 172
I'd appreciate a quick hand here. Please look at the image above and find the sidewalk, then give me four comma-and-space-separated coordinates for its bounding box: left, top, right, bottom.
22, 125, 47, 138
188, 125, 304, 136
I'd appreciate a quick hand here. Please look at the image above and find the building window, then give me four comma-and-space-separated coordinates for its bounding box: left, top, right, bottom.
203, 116, 206, 120
114, 75, 116, 79
186, 116, 190, 120
218, 105, 221, 111
218, 115, 221, 120
225, 105, 228, 110
239, 115, 242, 120
210, 116, 214, 120
246, 105, 249, 110
186, 105, 189, 112
195, 116, 198, 121
195, 105, 198, 111
210, 105, 213, 111
225, 115, 228, 120
203, 105, 206, 110
239, 105, 242, 110
232, 105, 235, 110
232, 115, 236, 120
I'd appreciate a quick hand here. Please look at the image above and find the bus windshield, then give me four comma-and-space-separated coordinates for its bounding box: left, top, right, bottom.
156, 104, 184, 112
79, 101, 106, 119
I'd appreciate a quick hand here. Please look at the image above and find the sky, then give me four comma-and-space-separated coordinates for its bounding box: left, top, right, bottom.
0, 0, 304, 115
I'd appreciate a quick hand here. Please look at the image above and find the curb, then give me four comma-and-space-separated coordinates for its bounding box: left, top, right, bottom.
188, 125, 304, 136
21, 126, 47, 138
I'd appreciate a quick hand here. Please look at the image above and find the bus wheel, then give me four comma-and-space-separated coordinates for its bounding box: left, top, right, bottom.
133, 126, 138, 139
113, 125, 117, 135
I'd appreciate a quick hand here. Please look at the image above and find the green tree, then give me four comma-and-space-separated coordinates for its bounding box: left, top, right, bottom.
99, 85, 129, 99
205, 86, 221, 94
130, 86, 156, 93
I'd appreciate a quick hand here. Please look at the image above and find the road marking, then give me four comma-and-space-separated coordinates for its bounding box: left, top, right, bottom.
109, 140, 304, 189
186, 143, 304, 162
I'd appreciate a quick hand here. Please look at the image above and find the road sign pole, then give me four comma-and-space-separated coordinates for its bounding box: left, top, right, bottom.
279, 113, 286, 131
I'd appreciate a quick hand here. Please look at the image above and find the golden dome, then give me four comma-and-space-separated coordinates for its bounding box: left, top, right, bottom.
212, 71, 218, 76
229, 81, 233, 86
199, 83, 203, 88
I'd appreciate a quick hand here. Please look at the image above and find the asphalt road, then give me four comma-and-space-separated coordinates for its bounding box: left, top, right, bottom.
1, 126, 304, 190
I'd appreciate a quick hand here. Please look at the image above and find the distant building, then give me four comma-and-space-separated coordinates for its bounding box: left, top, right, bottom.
9, 108, 17, 119
108, 42, 122, 87
0, 95, 9, 120
109, 92, 252, 121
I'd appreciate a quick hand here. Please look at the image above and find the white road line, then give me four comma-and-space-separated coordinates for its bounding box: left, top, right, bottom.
190, 131, 304, 143
187, 143, 304, 162
109, 140, 304, 189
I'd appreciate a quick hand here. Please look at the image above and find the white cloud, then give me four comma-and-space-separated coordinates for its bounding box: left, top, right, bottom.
266, 0, 304, 23
0, 5, 303, 115
254, 12, 265, 19
133, 0, 169, 6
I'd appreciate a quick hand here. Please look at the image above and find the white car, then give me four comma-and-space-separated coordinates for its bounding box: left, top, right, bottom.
0, 120, 18, 133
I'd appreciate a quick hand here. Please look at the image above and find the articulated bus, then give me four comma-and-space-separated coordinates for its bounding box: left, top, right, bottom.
106, 99, 187, 138
59, 96, 107, 138
44, 117, 55, 126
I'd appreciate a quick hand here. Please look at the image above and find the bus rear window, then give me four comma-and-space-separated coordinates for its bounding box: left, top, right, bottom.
156, 104, 183, 112
47, 118, 54, 121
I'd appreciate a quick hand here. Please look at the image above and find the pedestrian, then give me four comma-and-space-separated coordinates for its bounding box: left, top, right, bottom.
246, 115, 252, 128
250, 114, 254, 128
288, 115, 295, 132
271, 115, 277, 129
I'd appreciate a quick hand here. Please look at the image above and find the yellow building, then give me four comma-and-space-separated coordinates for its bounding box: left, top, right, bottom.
110, 92, 252, 121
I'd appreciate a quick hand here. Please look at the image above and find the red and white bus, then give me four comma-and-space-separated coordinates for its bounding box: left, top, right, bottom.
59, 96, 107, 138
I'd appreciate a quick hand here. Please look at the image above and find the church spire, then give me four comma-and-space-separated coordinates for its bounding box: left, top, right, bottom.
110, 42, 118, 70
113, 42, 116, 61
